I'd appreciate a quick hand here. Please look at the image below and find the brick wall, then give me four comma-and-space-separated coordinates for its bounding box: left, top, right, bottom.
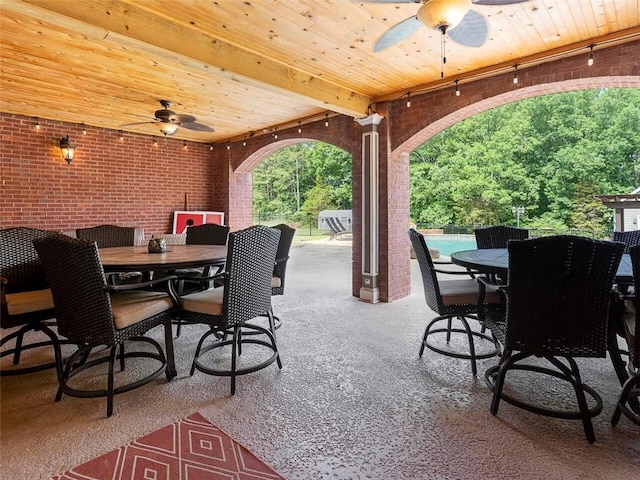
0, 114, 215, 238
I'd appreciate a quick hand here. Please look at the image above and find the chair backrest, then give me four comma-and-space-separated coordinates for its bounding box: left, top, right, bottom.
408, 228, 443, 314
504, 235, 624, 358
628, 244, 640, 368
0, 227, 51, 294
1, 227, 54, 328
76, 224, 136, 248
186, 224, 230, 246
613, 230, 640, 254
151, 232, 187, 245
474, 226, 529, 249
33, 233, 116, 344
223, 225, 280, 327
272, 223, 296, 295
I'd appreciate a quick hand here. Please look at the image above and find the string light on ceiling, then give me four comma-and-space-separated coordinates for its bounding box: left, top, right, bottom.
513, 64, 519, 84
587, 44, 595, 66
455, 80, 460, 96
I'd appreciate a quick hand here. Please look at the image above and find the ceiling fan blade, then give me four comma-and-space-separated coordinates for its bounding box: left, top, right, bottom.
180, 122, 214, 133
472, 0, 529, 5
448, 10, 487, 48
374, 16, 423, 52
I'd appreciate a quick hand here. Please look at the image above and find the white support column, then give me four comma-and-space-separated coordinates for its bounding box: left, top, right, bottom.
356, 113, 383, 303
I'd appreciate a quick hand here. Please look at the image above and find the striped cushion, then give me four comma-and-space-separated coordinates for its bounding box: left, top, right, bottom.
110, 291, 173, 329
5, 289, 54, 315
180, 288, 224, 316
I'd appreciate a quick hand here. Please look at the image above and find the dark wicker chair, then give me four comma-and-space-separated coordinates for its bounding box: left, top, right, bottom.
474, 226, 529, 249
33, 233, 178, 417
1, 227, 63, 377
612, 244, 640, 426
170, 223, 230, 335
480, 235, 624, 443
76, 224, 143, 284
177, 225, 281, 395
409, 228, 501, 376
269, 223, 296, 331
612, 230, 640, 254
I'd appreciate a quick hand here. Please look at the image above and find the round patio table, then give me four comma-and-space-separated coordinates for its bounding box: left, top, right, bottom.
99, 244, 227, 272
450, 248, 632, 283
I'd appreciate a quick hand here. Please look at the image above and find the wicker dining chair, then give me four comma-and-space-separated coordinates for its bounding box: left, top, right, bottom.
409, 228, 501, 376
269, 223, 296, 330
474, 225, 529, 249
612, 230, 640, 254
168, 223, 231, 337
33, 233, 178, 417
1, 227, 63, 377
177, 225, 281, 395
612, 244, 640, 427
480, 235, 624, 443
76, 224, 143, 284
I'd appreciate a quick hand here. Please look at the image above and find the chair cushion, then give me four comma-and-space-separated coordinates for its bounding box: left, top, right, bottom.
180, 288, 224, 316
271, 276, 282, 289
439, 279, 500, 306
5, 289, 54, 315
110, 291, 173, 329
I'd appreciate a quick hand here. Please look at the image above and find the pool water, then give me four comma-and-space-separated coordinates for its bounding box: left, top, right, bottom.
423, 235, 477, 257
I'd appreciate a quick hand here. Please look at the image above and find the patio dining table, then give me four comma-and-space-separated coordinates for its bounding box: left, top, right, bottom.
98, 244, 227, 273
450, 247, 635, 407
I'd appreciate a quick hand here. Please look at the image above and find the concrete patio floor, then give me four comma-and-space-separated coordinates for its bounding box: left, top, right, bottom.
1, 239, 639, 479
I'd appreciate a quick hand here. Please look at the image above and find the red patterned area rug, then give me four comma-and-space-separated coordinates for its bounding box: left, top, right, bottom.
51, 412, 285, 480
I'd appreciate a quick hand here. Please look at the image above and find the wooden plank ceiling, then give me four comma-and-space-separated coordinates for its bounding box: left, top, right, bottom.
1, 0, 639, 143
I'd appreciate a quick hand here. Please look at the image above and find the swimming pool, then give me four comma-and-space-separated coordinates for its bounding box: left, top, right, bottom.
422, 235, 477, 257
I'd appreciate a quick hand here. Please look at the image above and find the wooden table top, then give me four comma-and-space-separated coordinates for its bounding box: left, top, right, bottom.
99, 244, 227, 272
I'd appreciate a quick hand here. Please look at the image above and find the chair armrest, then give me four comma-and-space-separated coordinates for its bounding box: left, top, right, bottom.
104, 274, 178, 292
433, 268, 477, 276
174, 271, 227, 283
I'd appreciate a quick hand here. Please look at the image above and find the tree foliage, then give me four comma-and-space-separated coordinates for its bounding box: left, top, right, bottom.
410, 88, 640, 232
253, 142, 352, 217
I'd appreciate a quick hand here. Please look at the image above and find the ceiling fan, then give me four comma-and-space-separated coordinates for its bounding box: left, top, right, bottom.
122, 100, 214, 136
369, 0, 530, 52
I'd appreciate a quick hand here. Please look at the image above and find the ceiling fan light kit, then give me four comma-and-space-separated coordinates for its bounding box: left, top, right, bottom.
417, 0, 471, 32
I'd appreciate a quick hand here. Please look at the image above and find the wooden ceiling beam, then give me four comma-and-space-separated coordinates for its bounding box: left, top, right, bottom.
20, 0, 371, 118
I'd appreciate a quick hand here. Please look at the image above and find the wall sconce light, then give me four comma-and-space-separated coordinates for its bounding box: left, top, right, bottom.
226, 142, 231, 150
298, 122, 302, 134
273, 127, 278, 139
183, 140, 188, 149
82, 124, 87, 135
59, 135, 76, 164
587, 44, 594, 66
34, 117, 40, 130
513, 64, 519, 85
325, 114, 329, 127
209, 144, 214, 150
119, 130, 124, 141
455, 80, 460, 97
153, 136, 158, 146
406, 92, 411, 108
